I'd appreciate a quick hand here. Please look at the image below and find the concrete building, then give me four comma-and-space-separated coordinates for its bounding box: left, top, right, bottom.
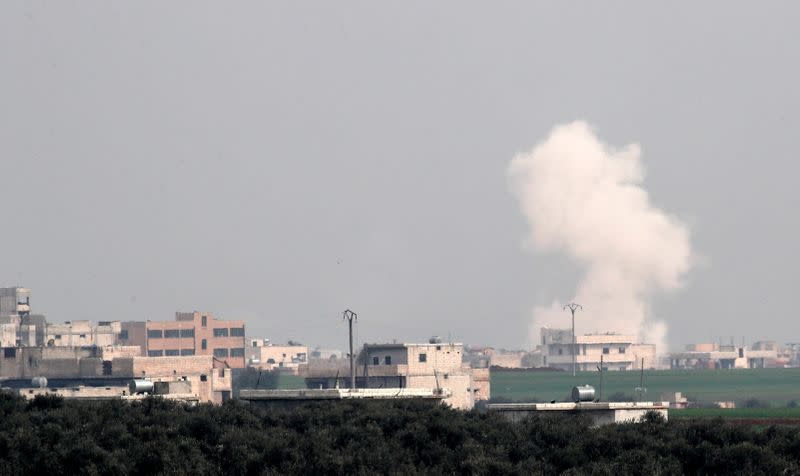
541, 328, 657, 371
246, 339, 308, 374
488, 401, 669, 426
145, 311, 246, 368
0, 287, 31, 319
306, 340, 486, 410
44, 320, 123, 347
0, 346, 231, 404
668, 343, 777, 369
0, 288, 46, 347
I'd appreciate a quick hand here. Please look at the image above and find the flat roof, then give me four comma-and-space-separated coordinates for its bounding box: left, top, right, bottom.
487, 401, 670, 412
239, 388, 450, 401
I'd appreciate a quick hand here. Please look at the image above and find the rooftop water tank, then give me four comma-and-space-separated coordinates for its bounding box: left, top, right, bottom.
571, 385, 595, 403
129, 379, 154, 395
31, 376, 48, 389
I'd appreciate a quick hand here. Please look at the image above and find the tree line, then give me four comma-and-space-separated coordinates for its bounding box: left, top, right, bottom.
0, 391, 798, 474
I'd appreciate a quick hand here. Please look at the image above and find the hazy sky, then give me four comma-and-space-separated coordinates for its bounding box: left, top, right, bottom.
2, 2, 798, 352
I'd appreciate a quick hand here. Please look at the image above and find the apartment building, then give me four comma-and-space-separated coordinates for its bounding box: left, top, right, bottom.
541, 328, 657, 371
145, 312, 246, 368
44, 320, 122, 347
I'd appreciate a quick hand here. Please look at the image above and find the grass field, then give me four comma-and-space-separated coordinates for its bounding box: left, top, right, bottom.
491, 368, 800, 406
671, 408, 800, 419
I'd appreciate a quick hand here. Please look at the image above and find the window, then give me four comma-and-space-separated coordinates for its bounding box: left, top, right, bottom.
102, 360, 112, 376
267, 358, 276, 364
3, 348, 16, 358
119, 330, 129, 340
79, 334, 86, 339
164, 349, 180, 356
181, 349, 195, 356
201, 315, 207, 327
558, 348, 563, 355
164, 330, 180, 338
213, 348, 229, 358
200, 374, 207, 382
230, 327, 245, 337
230, 348, 245, 357
55, 335, 62, 339
180, 329, 194, 338
252, 341, 258, 347
384, 355, 392, 365
213, 328, 228, 337
147, 330, 163, 339
148, 350, 163, 357
618, 347, 626, 354
201, 339, 207, 350
436, 345, 441, 351
419, 353, 427, 363
372, 356, 379, 365
602, 347, 610, 354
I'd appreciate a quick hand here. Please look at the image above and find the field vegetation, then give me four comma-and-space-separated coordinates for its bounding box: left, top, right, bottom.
1, 392, 800, 474
491, 368, 800, 406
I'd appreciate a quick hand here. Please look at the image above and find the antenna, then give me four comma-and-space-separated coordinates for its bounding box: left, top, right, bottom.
563, 303, 582, 377
342, 310, 358, 390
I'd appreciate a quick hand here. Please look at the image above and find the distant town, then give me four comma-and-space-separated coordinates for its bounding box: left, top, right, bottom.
1, 286, 798, 411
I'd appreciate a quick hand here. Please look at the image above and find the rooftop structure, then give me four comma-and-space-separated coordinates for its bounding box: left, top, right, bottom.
246, 339, 308, 375
488, 401, 669, 425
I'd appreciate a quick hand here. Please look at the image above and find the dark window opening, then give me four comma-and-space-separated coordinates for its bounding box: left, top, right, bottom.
148, 350, 163, 357
230, 348, 245, 357
119, 330, 129, 340
618, 347, 626, 354
180, 329, 194, 338
230, 327, 245, 337
200, 374, 208, 382
102, 360, 112, 376
602, 347, 610, 354
164, 349, 180, 356
384, 355, 392, 365
201, 315, 207, 327
419, 353, 427, 363
213, 348, 229, 358
213, 328, 229, 337
164, 330, 180, 338
180, 349, 195, 356
4, 348, 16, 358
147, 330, 163, 339
201, 339, 207, 350
372, 356, 379, 365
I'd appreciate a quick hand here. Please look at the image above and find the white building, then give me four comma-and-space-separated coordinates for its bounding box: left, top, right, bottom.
541, 328, 656, 371
246, 339, 308, 374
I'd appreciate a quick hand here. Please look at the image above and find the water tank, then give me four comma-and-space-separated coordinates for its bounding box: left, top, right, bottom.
31, 377, 48, 388
571, 385, 595, 402
429, 336, 443, 344
129, 379, 154, 395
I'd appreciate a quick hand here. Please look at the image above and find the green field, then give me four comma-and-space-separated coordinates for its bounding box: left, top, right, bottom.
491, 368, 800, 406
671, 407, 800, 419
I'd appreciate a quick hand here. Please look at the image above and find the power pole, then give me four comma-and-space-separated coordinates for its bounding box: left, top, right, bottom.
343, 309, 358, 390
563, 303, 582, 377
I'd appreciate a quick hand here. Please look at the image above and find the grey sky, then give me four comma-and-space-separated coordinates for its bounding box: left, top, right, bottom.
1, 2, 798, 351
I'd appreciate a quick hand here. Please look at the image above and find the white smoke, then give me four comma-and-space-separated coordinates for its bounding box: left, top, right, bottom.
507, 121, 692, 353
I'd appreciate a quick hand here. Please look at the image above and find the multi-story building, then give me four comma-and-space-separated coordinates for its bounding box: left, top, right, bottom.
668, 342, 777, 369
306, 339, 486, 410
144, 312, 246, 368
246, 339, 308, 374
44, 320, 123, 347
0, 287, 46, 347
541, 328, 656, 371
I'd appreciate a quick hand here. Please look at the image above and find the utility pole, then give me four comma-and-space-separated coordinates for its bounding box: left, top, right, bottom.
563, 303, 582, 377
342, 309, 358, 390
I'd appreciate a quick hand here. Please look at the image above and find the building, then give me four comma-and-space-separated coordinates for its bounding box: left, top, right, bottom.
0, 287, 46, 347
668, 343, 777, 369
541, 328, 657, 371
0, 287, 31, 319
44, 320, 123, 347
246, 339, 308, 374
306, 340, 486, 410
0, 346, 231, 404
144, 312, 246, 368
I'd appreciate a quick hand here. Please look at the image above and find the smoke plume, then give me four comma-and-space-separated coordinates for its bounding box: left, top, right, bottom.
507, 121, 692, 353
